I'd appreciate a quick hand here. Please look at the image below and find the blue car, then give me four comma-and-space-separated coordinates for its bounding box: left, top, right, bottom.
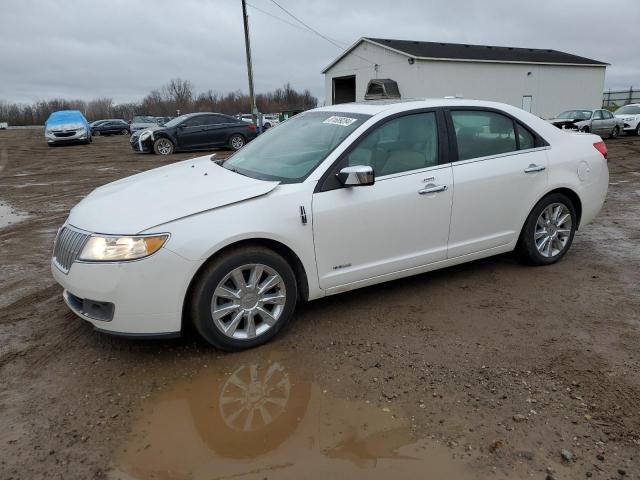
44, 110, 92, 146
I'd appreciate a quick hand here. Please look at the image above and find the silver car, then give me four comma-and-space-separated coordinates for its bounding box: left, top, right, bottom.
548, 109, 624, 138
130, 115, 164, 133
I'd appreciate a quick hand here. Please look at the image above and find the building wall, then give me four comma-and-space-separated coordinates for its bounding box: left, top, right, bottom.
324, 41, 607, 119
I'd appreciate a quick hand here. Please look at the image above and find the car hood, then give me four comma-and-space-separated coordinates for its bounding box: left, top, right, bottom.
67, 156, 280, 234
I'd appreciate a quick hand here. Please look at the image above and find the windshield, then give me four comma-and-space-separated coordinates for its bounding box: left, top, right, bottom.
132, 115, 157, 124
615, 105, 640, 115
223, 111, 370, 182
162, 114, 191, 128
557, 110, 592, 120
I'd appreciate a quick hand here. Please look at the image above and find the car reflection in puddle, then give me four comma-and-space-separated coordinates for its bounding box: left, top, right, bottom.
110, 352, 475, 480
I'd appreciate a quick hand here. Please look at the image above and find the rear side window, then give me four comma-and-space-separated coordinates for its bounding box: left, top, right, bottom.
593, 111, 604, 120
451, 111, 516, 161
346, 112, 439, 176
517, 124, 535, 150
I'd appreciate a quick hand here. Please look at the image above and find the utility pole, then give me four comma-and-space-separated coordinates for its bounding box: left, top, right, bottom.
241, 0, 257, 125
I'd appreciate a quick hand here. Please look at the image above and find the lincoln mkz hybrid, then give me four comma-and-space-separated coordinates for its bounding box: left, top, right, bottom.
52, 99, 609, 350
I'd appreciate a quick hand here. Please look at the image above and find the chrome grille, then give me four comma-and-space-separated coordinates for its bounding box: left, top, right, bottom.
53, 227, 90, 273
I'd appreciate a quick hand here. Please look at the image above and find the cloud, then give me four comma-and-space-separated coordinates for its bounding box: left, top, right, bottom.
0, 0, 637, 104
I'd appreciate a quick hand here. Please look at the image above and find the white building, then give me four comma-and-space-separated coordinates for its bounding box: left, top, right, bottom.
323, 37, 608, 119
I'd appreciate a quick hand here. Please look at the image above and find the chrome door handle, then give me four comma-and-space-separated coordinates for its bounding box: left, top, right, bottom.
524, 164, 546, 173
418, 184, 448, 195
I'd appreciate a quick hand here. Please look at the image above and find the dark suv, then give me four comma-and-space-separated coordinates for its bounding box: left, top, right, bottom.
130, 112, 257, 155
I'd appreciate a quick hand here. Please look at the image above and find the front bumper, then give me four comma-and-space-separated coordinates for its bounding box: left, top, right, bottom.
130, 135, 153, 153
51, 247, 195, 335
46, 129, 89, 144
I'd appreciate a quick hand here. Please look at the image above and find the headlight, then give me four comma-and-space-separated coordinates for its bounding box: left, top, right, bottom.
79, 234, 169, 261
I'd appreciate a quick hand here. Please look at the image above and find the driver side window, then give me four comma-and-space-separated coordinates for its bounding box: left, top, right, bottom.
346, 112, 439, 177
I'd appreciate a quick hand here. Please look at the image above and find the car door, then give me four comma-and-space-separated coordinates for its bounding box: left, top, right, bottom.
199, 115, 230, 147
601, 110, 615, 134
177, 116, 206, 149
591, 110, 606, 135
312, 111, 453, 290
446, 109, 548, 258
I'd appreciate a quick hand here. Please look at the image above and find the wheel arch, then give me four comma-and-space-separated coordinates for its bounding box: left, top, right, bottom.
181, 237, 310, 330
518, 186, 583, 246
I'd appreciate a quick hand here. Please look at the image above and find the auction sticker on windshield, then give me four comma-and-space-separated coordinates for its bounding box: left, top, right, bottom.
323, 116, 358, 127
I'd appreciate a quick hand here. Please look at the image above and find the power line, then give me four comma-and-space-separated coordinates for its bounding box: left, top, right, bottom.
246, 1, 345, 46
265, 0, 376, 66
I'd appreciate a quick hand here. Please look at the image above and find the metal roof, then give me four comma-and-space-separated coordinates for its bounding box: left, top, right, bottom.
322, 37, 608, 72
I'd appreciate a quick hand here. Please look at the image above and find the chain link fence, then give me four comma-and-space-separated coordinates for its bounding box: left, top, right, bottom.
603, 88, 640, 109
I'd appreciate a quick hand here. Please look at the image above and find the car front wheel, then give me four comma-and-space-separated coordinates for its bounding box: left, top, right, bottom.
517, 193, 577, 266
229, 134, 246, 151
153, 137, 174, 155
190, 246, 297, 351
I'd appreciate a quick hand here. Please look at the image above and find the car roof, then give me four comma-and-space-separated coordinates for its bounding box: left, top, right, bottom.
314, 98, 535, 116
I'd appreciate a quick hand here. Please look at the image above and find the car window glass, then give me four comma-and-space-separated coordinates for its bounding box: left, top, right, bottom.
183, 116, 205, 127
593, 111, 603, 120
346, 112, 438, 177
451, 111, 517, 161
603, 111, 613, 119
517, 124, 535, 150
200, 115, 222, 126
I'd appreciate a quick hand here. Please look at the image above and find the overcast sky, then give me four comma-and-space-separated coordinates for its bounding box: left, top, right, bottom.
1, 0, 638, 105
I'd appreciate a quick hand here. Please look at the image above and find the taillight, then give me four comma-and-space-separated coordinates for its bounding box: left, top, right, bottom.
246, 123, 257, 132
593, 141, 608, 160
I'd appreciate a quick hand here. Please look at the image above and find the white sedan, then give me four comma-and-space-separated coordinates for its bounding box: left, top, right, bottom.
51, 99, 609, 350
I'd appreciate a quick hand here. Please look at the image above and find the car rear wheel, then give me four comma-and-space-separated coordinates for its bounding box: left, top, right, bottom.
153, 138, 174, 155
517, 193, 577, 266
229, 134, 245, 151
636, 124, 640, 136
610, 126, 619, 139
121, 129, 129, 135
190, 246, 297, 351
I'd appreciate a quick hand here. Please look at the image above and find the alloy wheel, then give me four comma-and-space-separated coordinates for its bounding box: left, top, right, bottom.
156, 139, 172, 155
230, 135, 245, 150
211, 263, 286, 340
534, 203, 572, 257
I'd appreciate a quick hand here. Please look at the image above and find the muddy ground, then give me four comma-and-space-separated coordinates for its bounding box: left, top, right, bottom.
0, 128, 639, 480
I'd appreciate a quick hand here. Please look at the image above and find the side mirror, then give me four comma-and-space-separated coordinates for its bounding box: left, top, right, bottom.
337, 165, 375, 187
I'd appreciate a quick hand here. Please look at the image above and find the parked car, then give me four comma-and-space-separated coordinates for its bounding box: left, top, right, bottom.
0, 122, 8, 129
44, 110, 92, 146
263, 114, 280, 129
129, 112, 257, 155
130, 115, 163, 133
548, 109, 623, 138
91, 119, 130, 136
613, 104, 640, 135
51, 99, 608, 351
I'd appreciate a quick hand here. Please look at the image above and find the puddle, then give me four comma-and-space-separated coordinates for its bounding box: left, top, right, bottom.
110, 352, 476, 480
0, 201, 28, 228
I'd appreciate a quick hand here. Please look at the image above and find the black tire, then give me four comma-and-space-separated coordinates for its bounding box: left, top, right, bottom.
121, 129, 129, 135
636, 124, 640, 136
228, 134, 246, 151
517, 193, 577, 266
91, 130, 97, 137
190, 246, 297, 351
153, 137, 174, 155
610, 126, 619, 139
580, 126, 590, 133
